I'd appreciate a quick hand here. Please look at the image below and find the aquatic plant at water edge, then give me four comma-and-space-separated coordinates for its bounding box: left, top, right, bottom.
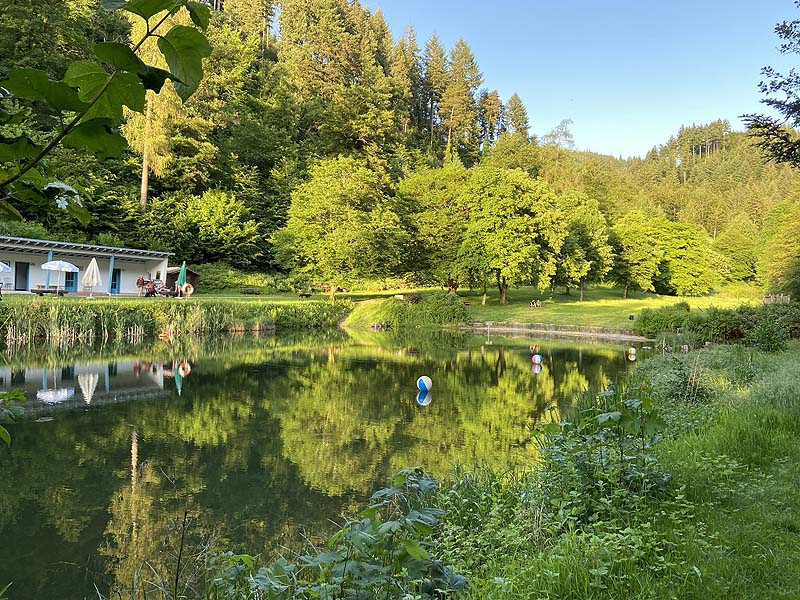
207, 468, 467, 599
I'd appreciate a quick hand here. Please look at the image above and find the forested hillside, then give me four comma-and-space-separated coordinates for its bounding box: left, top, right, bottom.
2, 0, 799, 297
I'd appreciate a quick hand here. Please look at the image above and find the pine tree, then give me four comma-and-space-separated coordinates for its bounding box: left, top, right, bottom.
222, 0, 275, 58
478, 90, 502, 151
440, 39, 482, 163
503, 92, 530, 138
421, 34, 448, 151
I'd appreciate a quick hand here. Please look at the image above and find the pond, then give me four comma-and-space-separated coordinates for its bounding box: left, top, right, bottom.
0, 329, 641, 599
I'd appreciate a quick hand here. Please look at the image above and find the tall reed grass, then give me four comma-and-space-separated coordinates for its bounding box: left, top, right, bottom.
0, 298, 352, 349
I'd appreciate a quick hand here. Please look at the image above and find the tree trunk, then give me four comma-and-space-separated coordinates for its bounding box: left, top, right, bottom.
139, 99, 153, 211
497, 271, 508, 305
624, 283, 629, 299
580, 280, 585, 301
565, 285, 571, 296
329, 285, 336, 302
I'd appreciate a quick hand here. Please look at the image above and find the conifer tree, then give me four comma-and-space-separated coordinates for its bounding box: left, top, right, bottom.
422, 34, 448, 151
503, 92, 530, 138
440, 39, 482, 163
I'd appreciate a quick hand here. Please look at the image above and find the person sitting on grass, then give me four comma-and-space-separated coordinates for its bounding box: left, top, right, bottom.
530, 299, 541, 308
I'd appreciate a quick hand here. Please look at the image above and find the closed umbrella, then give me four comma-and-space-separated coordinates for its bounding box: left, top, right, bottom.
0, 261, 10, 273
78, 372, 99, 405
176, 261, 188, 296
81, 258, 102, 298
41, 260, 79, 293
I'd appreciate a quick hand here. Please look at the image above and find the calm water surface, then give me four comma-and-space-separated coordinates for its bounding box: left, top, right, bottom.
0, 330, 640, 599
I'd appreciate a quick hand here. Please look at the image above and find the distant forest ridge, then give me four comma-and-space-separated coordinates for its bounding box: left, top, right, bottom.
0, 1, 798, 297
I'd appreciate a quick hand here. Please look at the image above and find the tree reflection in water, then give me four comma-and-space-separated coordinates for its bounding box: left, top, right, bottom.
0, 330, 630, 597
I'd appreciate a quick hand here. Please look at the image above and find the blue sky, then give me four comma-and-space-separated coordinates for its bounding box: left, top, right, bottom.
374, 0, 797, 158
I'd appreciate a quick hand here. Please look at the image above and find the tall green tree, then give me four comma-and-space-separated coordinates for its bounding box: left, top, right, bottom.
421, 34, 448, 153
609, 211, 664, 298
273, 156, 403, 299
552, 192, 613, 299
744, 4, 800, 167
502, 92, 530, 138
458, 167, 564, 304
440, 39, 482, 164
400, 163, 471, 290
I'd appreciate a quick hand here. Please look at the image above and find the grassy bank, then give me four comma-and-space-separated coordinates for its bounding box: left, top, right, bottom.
460, 283, 762, 329
190, 341, 799, 600
340, 284, 762, 331
426, 342, 800, 599
0, 297, 352, 347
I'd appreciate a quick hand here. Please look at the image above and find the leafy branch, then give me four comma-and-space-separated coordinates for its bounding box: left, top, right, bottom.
0, 0, 212, 225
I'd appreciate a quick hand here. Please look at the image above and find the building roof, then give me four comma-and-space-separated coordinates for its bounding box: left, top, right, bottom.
166, 266, 199, 275
0, 235, 173, 262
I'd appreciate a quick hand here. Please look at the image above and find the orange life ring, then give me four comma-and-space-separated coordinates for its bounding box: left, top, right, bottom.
181, 283, 194, 296
178, 362, 191, 377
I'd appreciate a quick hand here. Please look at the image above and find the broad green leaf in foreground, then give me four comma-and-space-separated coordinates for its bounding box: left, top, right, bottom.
157, 25, 212, 101
94, 42, 145, 73
63, 61, 146, 119
63, 119, 128, 159
186, 2, 211, 29
1, 69, 87, 112
0, 136, 42, 162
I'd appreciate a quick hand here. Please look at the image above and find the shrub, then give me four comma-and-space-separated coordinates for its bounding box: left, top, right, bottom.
635, 302, 691, 338
194, 262, 294, 293
380, 292, 469, 329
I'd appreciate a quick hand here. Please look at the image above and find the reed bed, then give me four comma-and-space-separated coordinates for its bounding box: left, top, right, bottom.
0, 298, 352, 349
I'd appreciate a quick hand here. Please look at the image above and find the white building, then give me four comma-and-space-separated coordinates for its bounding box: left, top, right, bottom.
0, 235, 172, 295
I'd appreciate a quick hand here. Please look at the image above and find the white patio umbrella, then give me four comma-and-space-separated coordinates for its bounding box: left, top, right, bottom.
41, 260, 79, 293
0, 261, 10, 273
78, 372, 99, 405
36, 387, 75, 404
82, 258, 102, 297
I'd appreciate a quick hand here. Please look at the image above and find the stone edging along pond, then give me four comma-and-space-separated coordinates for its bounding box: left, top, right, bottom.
462, 320, 653, 343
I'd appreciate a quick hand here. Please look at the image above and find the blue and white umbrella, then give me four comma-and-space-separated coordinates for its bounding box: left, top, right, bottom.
0, 261, 11, 273
41, 260, 79, 292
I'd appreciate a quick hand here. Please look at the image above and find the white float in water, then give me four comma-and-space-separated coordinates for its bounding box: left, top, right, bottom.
532, 354, 543, 364
416, 375, 432, 392
416, 390, 432, 406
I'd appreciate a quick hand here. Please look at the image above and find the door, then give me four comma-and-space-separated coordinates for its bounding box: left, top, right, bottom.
14, 262, 29, 291
64, 271, 78, 293
110, 268, 121, 295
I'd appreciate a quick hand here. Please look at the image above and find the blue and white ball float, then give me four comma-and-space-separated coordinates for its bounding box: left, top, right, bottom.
532, 363, 543, 374
416, 375, 433, 392
531, 354, 543, 365
416, 390, 432, 406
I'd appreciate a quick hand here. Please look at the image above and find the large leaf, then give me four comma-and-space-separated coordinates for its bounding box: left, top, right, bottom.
64, 61, 145, 119
63, 119, 127, 159
0, 199, 23, 221
401, 539, 429, 561
94, 42, 144, 73
139, 65, 176, 93
186, 2, 211, 29
0, 424, 10, 447
157, 25, 211, 101
0, 136, 42, 162
1, 69, 87, 112
122, 0, 181, 20
0, 107, 30, 126
66, 199, 91, 226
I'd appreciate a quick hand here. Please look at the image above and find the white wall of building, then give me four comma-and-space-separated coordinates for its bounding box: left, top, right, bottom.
0, 249, 168, 295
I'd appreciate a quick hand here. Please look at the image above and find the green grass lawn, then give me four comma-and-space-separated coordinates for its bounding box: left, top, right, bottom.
4, 282, 763, 330
458, 283, 763, 329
